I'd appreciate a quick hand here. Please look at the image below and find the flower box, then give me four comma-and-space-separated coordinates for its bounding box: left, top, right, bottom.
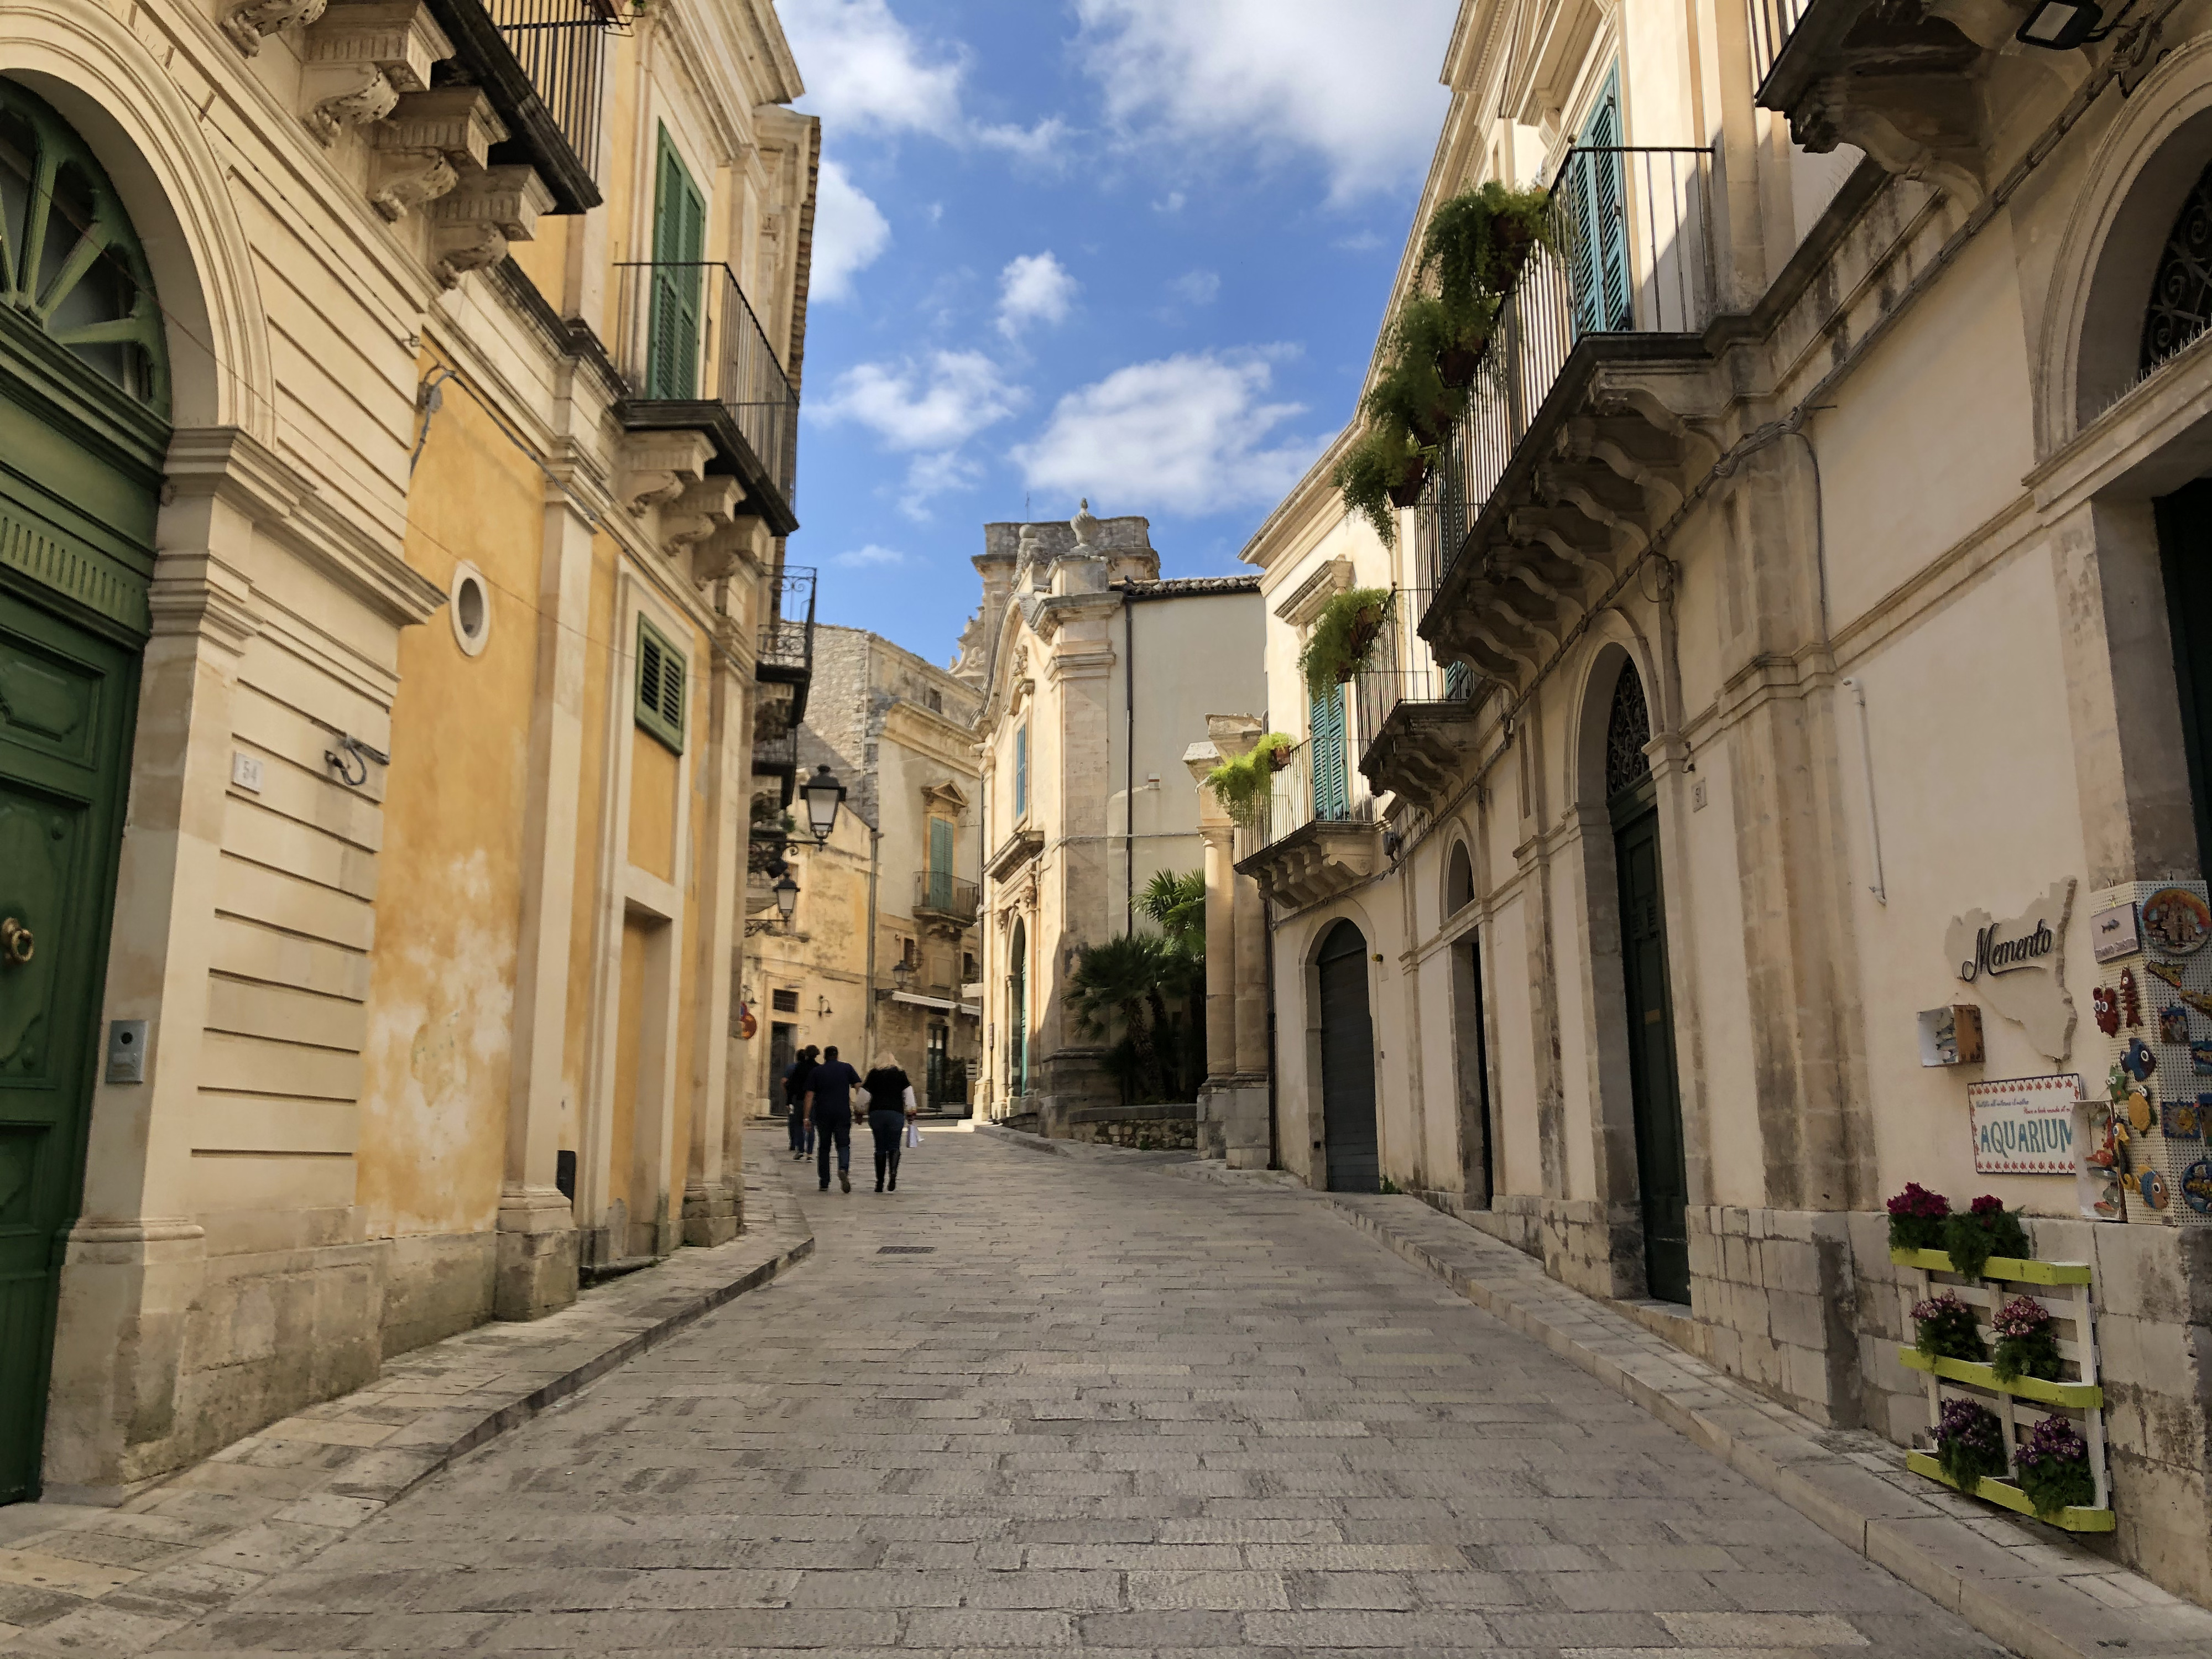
1904, 1451, 2113, 1532
1888, 1248, 2090, 1285
1896, 1349, 2103, 1408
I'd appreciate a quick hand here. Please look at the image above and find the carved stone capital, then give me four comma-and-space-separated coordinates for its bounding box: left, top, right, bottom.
304, 68, 399, 147
223, 0, 327, 56
618, 432, 715, 512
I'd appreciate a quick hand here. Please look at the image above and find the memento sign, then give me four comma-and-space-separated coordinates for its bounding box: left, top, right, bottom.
1968, 1074, 2082, 1176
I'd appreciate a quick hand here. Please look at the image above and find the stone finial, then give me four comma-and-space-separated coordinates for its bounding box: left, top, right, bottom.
1071, 497, 1098, 546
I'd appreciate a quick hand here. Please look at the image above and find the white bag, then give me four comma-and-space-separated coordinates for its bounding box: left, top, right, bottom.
854, 1086, 872, 1109
903, 1121, 921, 1149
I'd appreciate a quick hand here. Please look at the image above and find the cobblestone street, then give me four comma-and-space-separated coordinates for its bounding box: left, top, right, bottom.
156, 1131, 2007, 1656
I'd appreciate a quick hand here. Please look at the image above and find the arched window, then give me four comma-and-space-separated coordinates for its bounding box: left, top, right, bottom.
1604, 660, 1652, 800
0, 79, 169, 414
2143, 158, 2212, 375
1447, 842, 1474, 914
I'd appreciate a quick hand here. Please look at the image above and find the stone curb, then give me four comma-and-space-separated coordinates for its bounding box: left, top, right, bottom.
0, 1142, 814, 1658
1133, 1154, 2212, 1659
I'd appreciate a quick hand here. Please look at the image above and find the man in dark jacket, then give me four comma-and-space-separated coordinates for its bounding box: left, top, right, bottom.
782, 1046, 818, 1159
803, 1045, 863, 1193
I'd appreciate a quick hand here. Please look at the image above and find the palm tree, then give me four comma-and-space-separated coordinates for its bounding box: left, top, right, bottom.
1067, 932, 1174, 1100
1139, 869, 1205, 956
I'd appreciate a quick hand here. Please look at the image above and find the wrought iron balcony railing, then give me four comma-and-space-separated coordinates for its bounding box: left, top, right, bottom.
425, 0, 608, 212
1746, 0, 1812, 92
613, 260, 799, 529
1352, 590, 1476, 761
758, 564, 816, 685
1413, 145, 1717, 596
914, 872, 980, 926
1230, 737, 1376, 865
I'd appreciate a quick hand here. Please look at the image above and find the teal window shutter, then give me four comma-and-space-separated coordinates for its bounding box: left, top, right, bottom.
1564, 67, 1630, 338
928, 817, 953, 908
1310, 684, 1349, 821
1014, 724, 1029, 818
647, 129, 706, 399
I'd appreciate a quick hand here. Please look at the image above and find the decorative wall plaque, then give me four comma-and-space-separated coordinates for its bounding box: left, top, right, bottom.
1968, 1074, 2081, 1175
1946, 880, 2077, 1061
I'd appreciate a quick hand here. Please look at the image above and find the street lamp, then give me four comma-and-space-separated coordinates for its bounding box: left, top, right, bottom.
802, 764, 846, 844
891, 959, 915, 994
773, 870, 799, 924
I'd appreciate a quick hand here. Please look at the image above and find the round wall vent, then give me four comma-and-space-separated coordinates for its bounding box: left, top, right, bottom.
450, 561, 491, 658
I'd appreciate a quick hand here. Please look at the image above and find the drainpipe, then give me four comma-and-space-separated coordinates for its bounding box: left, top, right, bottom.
863, 820, 882, 1061
1265, 895, 1280, 1171
1124, 588, 1135, 937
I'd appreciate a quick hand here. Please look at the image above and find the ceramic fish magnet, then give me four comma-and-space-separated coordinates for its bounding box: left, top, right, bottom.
2123, 1036, 2158, 1082
2143, 1168, 2173, 1211
2093, 1178, 2127, 1221
2162, 1004, 2192, 1045
2122, 968, 2143, 1029
2094, 986, 2121, 1036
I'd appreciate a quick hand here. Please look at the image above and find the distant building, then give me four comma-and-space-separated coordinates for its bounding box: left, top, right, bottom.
963, 504, 1264, 1134
742, 627, 984, 1116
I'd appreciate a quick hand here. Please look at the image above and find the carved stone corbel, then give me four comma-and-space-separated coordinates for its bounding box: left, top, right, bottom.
370, 88, 504, 221
424, 165, 554, 287
618, 432, 716, 512
692, 517, 770, 589
368, 151, 457, 222
429, 224, 507, 289
302, 2, 452, 145
660, 477, 744, 549
223, 0, 328, 56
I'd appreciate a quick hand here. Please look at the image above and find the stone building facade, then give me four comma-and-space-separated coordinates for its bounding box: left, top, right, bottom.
739, 625, 983, 1115
1227, 0, 2212, 1606
0, 0, 816, 1507
963, 506, 1263, 1134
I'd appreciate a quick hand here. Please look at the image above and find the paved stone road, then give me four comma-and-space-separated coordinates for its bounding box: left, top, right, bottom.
157, 1131, 2008, 1655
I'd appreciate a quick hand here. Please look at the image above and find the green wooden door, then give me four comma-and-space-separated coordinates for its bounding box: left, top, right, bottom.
0, 588, 137, 1503
646, 131, 707, 400
1614, 797, 1690, 1303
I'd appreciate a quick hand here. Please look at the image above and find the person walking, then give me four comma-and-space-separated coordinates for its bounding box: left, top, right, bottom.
782, 1046, 818, 1160
803, 1044, 862, 1193
862, 1059, 919, 1192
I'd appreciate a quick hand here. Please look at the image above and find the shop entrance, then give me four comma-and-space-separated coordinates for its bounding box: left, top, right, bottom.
1316, 919, 1379, 1193
1605, 664, 1690, 1303
0, 77, 170, 1501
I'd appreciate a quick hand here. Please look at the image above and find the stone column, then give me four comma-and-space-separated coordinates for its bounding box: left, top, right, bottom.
1182, 740, 1238, 1081
43, 431, 267, 1494
494, 491, 591, 1319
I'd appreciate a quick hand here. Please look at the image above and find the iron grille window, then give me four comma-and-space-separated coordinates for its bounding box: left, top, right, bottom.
2145, 158, 2212, 375
1605, 662, 1652, 799
772, 988, 799, 1013
635, 615, 686, 753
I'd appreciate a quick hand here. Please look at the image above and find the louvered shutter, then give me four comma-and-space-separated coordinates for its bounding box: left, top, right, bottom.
1014, 725, 1029, 818
635, 617, 685, 752
929, 816, 953, 909
1311, 684, 1349, 822
647, 131, 706, 400
1566, 69, 1630, 338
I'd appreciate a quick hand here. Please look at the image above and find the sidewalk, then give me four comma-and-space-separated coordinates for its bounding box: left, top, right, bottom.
0, 1142, 812, 1658
976, 1124, 2212, 1659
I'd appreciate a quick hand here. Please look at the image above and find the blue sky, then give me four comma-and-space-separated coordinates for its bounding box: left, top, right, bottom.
781, 0, 1457, 666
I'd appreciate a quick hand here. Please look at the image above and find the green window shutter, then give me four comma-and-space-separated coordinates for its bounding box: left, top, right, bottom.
635, 615, 686, 753
1566, 67, 1629, 338
928, 816, 953, 909
647, 128, 706, 399
1014, 724, 1028, 818
1311, 684, 1349, 821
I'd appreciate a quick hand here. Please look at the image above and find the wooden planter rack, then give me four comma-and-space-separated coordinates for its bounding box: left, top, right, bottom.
1890, 1247, 2114, 1532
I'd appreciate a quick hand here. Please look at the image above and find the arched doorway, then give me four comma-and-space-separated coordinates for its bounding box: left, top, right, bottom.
1605, 661, 1689, 1303
1006, 918, 1028, 1101
0, 76, 170, 1502
1316, 919, 1379, 1193
1445, 843, 1491, 1206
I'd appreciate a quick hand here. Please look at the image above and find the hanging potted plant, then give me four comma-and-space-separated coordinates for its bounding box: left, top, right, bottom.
1421, 179, 1557, 309
1396, 290, 1499, 394
1298, 587, 1393, 698
1204, 733, 1298, 828
1335, 424, 1428, 545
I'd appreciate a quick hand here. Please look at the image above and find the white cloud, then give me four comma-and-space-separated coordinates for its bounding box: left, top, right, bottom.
900, 451, 985, 518
997, 252, 1078, 339
1011, 351, 1318, 515
1074, 0, 1456, 202
813, 350, 1025, 452
810, 160, 891, 302
834, 543, 912, 568
977, 117, 1072, 164
1170, 269, 1220, 306
780, 0, 964, 137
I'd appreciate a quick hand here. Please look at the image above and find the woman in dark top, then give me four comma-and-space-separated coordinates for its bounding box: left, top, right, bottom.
862, 1061, 918, 1192
784, 1046, 818, 1159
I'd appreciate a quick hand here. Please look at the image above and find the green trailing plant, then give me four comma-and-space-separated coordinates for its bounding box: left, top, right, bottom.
1943, 1195, 2032, 1279
1990, 1296, 2063, 1384
1298, 587, 1393, 699
1911, 1293, 1987, 1364
1934, 1397, 2008, 1491
1380, 1176, 1402, 1195
1421, 180, 1556, 311
1886, 1182, 1950, 1252
2013, 1416, 2095, 1518
1335, 425, 1427, 546
1205, 733, 1297, 828
1397, 290, 1501, 390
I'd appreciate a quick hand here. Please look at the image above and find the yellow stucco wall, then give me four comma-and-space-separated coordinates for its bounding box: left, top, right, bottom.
559, 534, 620, 1156
613, 914, 648, 1225
356, 357, 534, 1238
628, 727, 679, 881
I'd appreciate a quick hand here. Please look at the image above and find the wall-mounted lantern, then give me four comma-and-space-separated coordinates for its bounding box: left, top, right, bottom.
773, 870, 800, 923
803, 764, 846, 844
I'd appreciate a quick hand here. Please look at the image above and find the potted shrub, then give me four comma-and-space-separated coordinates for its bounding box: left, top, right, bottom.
1990, 1296, 2062, 1384
1943, 1194, 2032, 1279
1298, 587, 1394, 698
1362, 341, 1458, 451
1204, 733, 1297, 828
1396, 291, 1499, 393
1911, 1293, 1987, 1364
2013, 1415, 2096, 1519
1933, 1397, 2008, 1491
1335, 426, 1426, 546
1886, 1182, 1950, 1252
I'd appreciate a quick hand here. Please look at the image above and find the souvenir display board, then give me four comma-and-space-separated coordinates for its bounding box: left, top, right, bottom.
2083, 881, 2212, 1227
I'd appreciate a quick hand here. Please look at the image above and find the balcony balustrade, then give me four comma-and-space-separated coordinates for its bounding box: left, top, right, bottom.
1352, 590, 1484, 814
914, 872, 980, 927
1230, 738, 1380, 912
425, 0, 609, 213
1745, 0, 1812, 93
613, 260, 799, 534
757, 564, 816, 691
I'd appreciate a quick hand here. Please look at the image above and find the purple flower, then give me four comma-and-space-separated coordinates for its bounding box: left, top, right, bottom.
1992, 1296, 2051, 1339
2015, 1415, 2087, 1470
1887, 1182, 1950, 1220
1970, 1194, 2006, 1218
